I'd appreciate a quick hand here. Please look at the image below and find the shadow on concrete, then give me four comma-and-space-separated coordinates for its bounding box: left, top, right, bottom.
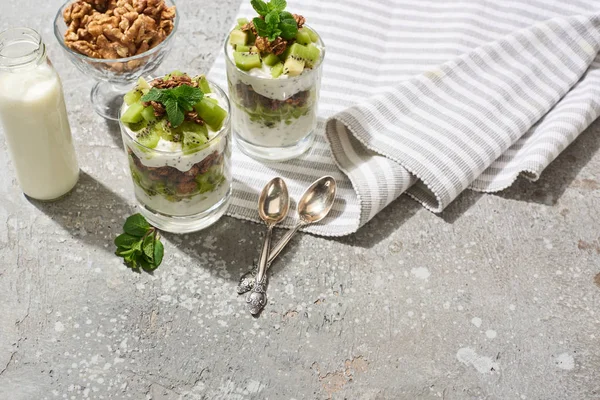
29, 170, 134, 253
332, 194, 422, 249
104, 118, 124, 149
493, 123, 600, 205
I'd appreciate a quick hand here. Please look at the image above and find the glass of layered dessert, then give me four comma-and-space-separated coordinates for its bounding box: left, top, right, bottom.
225, 1, 325, 161
119, 72, 231, 233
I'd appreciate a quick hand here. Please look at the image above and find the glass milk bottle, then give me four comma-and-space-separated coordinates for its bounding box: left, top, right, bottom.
0, 28, 79, 201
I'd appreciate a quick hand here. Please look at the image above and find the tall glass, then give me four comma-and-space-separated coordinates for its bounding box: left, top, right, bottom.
225, 26, 325, 161
0, 28, 79, 201
119, 81, 232, 233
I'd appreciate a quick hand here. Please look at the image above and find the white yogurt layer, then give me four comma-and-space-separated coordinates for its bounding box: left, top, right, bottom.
122, 92, 228, 172
232, 103, 317, 147
225, 44, 322, 102
135, 181, 230, 217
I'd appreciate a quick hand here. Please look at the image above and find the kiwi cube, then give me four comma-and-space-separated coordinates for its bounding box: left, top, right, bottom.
136, 77, 151, 94
283, 56, 305, 77
194, 98, 228, 131
124, 89, 142, 106
271, 62, 284, 78
136, 127, 160, 148
197, 75, 211, 93
295, 29, 312, 45
263, 53, 280, 67
287, 43, 320, 67
233, 51, 262, 71
237, 18, 249, 28
182, 129, 209, 155
304, 27, 319, 42
236, 45, 251, 52
141, 106, 156, 122
121, 102, 145, 124
229, 30, 248, 46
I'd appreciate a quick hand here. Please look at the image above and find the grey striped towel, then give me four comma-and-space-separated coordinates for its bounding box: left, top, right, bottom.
210, 0, 600, 236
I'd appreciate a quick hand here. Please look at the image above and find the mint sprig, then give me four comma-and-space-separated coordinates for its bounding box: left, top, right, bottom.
115, 214, 164, 271
141, 85, 204, 128
251, 0, 298, 41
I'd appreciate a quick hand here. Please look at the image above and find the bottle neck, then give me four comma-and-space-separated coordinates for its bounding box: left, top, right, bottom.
0, 28, 47, 71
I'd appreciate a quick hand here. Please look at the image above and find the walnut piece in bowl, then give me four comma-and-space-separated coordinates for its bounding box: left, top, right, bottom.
53, 0, 178, 121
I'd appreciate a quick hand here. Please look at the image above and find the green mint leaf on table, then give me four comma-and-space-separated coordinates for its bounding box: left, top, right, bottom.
142, 234, 155, 261
114, 233, 140, 249
154, 239, 164, 266
141, 85, 204, 129
251, 0, 269, 16
123, 213, 150, 236
115, 213, 165, 272
268, 0, 286, 12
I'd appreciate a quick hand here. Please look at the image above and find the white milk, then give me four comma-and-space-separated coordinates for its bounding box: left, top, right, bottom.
0, 29, 79, 201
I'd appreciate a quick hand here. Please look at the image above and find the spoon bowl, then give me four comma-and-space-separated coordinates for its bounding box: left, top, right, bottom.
258, 177, 290, 225
298, 176, 337, 224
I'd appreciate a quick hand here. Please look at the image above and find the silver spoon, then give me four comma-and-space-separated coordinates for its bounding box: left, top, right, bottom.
246, 177, 290, 315
238, 176, 337, 294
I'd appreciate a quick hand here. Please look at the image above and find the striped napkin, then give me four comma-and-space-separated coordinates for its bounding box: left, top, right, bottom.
210, 0, 600, 236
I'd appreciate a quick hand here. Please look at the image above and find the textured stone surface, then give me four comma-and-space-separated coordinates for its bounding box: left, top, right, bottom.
1, 1, 600, 399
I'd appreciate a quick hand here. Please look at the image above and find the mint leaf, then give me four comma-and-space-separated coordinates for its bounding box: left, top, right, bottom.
165, 100, 185, 128
265, 10, 280, 29
115, 214, 165, 272
253, 17, 269, 37
269, 0, 286, 12
279, 11, 298, 40
123, 213, 150, 236
251, 0, 269, 16
114, 233, 139, 248
140, 88, 163, 103
139, 257, 154, 271
154, 239, 164, 267
142, 234, 155, 262
170, 85, 203, 110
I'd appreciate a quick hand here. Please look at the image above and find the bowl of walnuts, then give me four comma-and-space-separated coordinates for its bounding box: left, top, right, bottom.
54, 0, 178, 120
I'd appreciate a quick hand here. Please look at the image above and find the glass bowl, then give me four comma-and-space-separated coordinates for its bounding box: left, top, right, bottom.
53, 0, 179, 120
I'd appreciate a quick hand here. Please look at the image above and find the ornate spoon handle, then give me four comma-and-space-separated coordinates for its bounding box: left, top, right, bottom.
246, 225, 273, 314
237, 222, 303, 294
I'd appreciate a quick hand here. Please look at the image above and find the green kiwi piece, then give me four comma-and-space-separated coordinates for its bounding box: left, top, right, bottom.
237, 17, 249, 28
263, 53, 280, 67
124, 89, 142, 105
304, 27, 319, 42
141, 106, 156, 122
165, 70, 184, 79
121, 102, 145, 124
229, 30, 248, 46
271, 62, 284, 78
182, 129, 209, 155
128, 120, 148, 132
287, 43, 320, 68
197, 75, 211, 93
295, 29, 312, 45
194, 98, 228, 131
283, 56, 305, 77
152, 120, 174, 141
136, 127, 160, 148
233, 51, 262, 71
137, 77, 151, 94
235, 45, 251, 52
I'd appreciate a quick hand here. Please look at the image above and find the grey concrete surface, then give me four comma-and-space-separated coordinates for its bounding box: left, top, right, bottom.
1, 1, 600, 399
